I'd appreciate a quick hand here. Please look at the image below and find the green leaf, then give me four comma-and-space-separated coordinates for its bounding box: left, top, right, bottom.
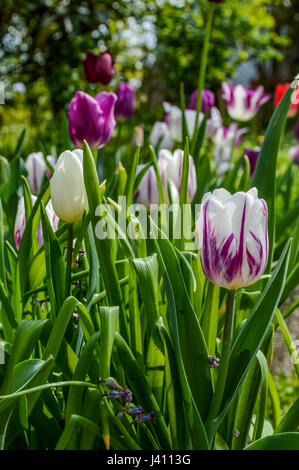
252, 350, 268, 441
83, 140, 129, 343
245, 432, 299, 450
40, 203, 66, 317
275, 395, 299, 433
251, 86, 292, 271
132, 255, 160, 337
151, 222, 213, 422
216, 238, 291, 428
124, 146, 140, 207
114, 332, 172, 450
0, 319, 48, 395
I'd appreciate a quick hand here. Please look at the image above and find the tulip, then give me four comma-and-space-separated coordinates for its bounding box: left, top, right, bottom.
205, 106, 222, 139
188, 89, 215, 114
163, 102, 197, 142
150, 122, 173, 150
221, 83, 270, 121
159, 149, 197, 202
289, 145, 299, 165
25, 152, 56, 193
274, 83, 299, 118
135, 148, 197, 208
14, 196, 58, 249
134, 165, 159, 209
83, 51, 115, 85
68, 91, 117, 149
244, 147, 261, 177
50, 150, 88, 223
213, 123, 247, 174
197, 187, 268, 289
295, 121, 299, 141
115, 82, 136, 120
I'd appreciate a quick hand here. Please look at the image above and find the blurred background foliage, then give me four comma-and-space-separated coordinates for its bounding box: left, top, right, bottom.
0, 0, 298, 155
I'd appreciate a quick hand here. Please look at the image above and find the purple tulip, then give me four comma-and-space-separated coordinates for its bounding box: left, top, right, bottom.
68, 91, 117, 149
197, 188, 268, 289
14, 197, 59, 249
294, 121, 299, 141
188, 89, 215, 114
115, 82, 136, 120
244, 147, 261, 177
289, 145, 299, 165
222, 83, 270, 122
83, 51, 115, 85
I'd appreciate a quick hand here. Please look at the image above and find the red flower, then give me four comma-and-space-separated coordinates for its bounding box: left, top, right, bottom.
83, 51, 115, 85
274, 83, 299, 118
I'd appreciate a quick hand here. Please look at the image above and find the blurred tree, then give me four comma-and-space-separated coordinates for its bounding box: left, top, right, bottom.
0, 0, 293, 152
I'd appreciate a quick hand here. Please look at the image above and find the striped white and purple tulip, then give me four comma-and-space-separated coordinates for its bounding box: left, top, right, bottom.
150, 122, 173, 150
135, 148, 197, 208
197, 188, 268, 289
25, 152, 56, 194
14, 196, 59, 249
163, 102, 197, 142
222, 83, 270, 122
213, 123, 247, 175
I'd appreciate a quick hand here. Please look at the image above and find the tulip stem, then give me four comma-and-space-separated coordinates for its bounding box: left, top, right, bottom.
192, 2, 215, 153
65, 223, 74, 299
205, 288, 235, 445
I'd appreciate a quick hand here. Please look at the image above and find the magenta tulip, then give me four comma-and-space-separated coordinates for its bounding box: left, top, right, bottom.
83, 51, 115, 85
68, 91, 117, 149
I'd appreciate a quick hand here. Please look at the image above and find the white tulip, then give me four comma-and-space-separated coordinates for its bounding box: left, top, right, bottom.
50, 150, 88, 223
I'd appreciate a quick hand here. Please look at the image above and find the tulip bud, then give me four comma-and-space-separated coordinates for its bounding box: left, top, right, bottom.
68, 91, 117, 149
115, 82, 136, 120
25, 152, 56, 194
197, 188, 268, 289
222, 83, 270, 122
244, 147, 260, 177
83, 51, 115, 85
14, 196, 58, 249
50, 150, 88, 223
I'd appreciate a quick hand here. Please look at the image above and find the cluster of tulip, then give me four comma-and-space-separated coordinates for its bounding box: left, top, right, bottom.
16, 146, 269, 294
